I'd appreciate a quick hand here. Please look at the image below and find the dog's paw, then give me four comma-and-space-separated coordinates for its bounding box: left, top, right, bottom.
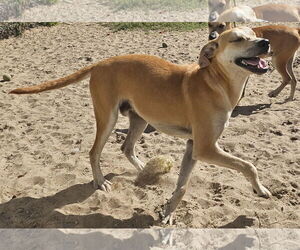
284, 97, 294, 103
253, 185, 271, 198
161, 213, 174, 225
93, 179, 112, 192
135, 159, 145, 171
268, 90, 278, 98
159, 205, 175, 225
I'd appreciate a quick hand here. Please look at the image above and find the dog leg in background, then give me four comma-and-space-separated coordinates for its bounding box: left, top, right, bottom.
239, 76, 250, 103
286, 55, 297, 101
268, 56, 293, 101
162, 140, 197, 225
121, 111, 148, 171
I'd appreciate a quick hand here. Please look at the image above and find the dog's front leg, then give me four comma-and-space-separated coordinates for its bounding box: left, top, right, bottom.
162, 140, 197, 225
193, 141, 271, 198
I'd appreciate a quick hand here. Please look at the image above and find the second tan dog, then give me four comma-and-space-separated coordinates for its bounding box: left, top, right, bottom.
10, 27, 271, 224
209, 23, 300, 101
208, 0, 300, 22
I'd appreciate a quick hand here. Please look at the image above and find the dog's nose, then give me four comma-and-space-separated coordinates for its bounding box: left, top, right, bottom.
257, 39, 270, 48
209, 31, 218, 40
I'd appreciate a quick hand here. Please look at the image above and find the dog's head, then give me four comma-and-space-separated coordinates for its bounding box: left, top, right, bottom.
208, 0, 231, 21
208, 22, 231, 40
199, 27, 270, 75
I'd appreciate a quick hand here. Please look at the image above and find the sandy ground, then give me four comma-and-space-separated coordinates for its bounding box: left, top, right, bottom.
0, 23, 299, 228
7, 0, 208, 22
6, 0, 300, 22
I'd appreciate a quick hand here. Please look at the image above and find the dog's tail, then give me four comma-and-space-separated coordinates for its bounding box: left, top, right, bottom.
10, 64, 95, 94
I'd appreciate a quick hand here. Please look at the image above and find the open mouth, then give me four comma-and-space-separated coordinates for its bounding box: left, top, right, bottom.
235, 57, 269, 74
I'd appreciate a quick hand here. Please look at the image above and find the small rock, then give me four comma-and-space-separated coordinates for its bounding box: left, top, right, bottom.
270, 130, 283, 136
290, 137, 298, 142
3, 74, 12, 81
70, 148, 80, 155
213, 198, 222, 202
290, 182, 298, 189
162, 42, 168, 48
282, 120, 293, 126
290, 200, 297, 206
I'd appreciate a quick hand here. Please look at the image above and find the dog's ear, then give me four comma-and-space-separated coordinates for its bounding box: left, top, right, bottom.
198, 41, 218, 68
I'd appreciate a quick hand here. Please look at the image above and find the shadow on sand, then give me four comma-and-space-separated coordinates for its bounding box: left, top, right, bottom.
0, 181, 154, 228
232, 103, 271, 118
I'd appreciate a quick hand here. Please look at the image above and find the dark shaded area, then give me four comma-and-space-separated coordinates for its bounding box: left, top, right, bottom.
0, 181, 154, 228
232, 103, 271, 117
115, 124, 156, 135
0, 229, 158, 250
218, 234, 255, 250
219, 215, 256, 228
0, 22, 57, 40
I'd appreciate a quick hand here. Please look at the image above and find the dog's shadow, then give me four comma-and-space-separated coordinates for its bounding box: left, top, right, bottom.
0, 180, 154, 228
219, 215, 256, 228
232, 103, 271, 117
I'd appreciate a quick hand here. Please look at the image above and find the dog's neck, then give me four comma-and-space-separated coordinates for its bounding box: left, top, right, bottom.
200, 59, 250, 110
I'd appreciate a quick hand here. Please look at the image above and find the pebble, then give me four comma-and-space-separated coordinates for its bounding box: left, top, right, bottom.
162, 42, 168, 48
3, 74, 12, 81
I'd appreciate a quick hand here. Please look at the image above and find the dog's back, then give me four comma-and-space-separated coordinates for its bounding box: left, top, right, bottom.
252, 25, 300, 49
253, 4, 300, 22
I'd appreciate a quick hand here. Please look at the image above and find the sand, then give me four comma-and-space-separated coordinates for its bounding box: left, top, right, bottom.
7, 0, 208, 22
0, 23, 299, 228
6, 0, 300, 22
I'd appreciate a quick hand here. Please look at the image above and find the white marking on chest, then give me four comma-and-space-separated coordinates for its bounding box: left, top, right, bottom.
151, 123, 192, 139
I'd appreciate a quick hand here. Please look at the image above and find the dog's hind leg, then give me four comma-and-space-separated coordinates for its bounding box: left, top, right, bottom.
268, 56, 292, 99
89, 76, 119, 191
121, 111, 148, 171
286, 55, 297, 101
89, 107, 118, 191
162, 140, 196, 225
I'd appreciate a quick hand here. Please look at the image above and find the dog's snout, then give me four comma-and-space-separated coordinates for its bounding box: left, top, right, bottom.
257, 39, 270, 48
209, 31, 218, 40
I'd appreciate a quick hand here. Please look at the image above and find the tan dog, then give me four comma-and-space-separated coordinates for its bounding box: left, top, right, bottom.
208, 0, 231, 20
215, 6, 265, 22
10, 27, 271, 224
208, 0, 300, 22
253, 4, 300, 22
209, 23, 300, 101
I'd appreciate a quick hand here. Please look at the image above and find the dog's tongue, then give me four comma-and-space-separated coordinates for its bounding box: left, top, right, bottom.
244, 57, 268, 69
258, 58, 268, 69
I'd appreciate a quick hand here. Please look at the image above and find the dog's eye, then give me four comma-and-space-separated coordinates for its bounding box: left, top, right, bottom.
231, 37, 244, 42
219, 24, 225, 28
